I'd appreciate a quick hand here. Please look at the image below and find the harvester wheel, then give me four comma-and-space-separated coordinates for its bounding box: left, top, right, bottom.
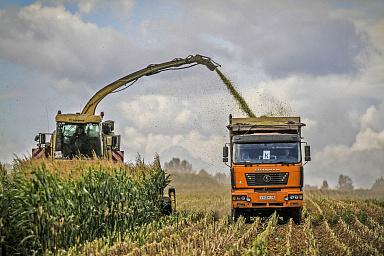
168, 187, 176, 212
161, 197, 172, 215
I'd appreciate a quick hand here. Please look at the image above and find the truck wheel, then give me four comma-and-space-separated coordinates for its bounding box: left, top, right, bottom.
232, 208, 240, 222
282, 212, 290, 224
291, 208, 302, 224
161, 197, 172, 215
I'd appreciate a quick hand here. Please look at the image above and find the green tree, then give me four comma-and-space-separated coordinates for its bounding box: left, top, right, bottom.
214, 172, 230, 184
164, 158, 193, 173
371, 176, 384, 191
198, 169, 210, 177
321, 180, 329, 190
337, 174, 354, 191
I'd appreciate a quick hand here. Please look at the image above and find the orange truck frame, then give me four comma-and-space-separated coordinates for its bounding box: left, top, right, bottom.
223, 115, 311, 224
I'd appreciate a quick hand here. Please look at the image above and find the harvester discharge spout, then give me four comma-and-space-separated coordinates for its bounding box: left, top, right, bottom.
81, 54, 220, 116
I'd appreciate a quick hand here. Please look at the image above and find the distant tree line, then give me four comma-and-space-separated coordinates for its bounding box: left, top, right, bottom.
164, 157, 229, 184
307, 174, 384, 191
164, 157, 193, 173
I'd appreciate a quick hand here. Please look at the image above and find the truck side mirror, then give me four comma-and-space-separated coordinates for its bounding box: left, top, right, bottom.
304, 145, 311, 161
223, 146, 228, 162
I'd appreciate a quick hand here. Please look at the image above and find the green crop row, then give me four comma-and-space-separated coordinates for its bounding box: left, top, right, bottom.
0, 156, 169, 255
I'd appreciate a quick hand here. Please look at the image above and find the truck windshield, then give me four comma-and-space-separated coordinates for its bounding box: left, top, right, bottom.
55, 123, 102, 158
234, 142, 301, 164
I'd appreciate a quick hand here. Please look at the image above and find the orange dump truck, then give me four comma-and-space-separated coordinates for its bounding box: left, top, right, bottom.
223, 115, 311, 224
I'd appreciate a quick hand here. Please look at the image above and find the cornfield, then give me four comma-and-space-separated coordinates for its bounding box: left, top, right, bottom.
1, 161, 383, 255
0, 156, 169, 255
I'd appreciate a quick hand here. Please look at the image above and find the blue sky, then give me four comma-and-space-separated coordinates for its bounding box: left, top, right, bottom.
0, 0, 383, 188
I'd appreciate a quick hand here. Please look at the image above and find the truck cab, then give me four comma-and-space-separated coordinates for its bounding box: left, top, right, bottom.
223, 115, 311, 224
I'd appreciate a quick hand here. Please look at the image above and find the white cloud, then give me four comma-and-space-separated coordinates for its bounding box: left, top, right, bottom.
0, 2, 143, 84
119, 95, 193, 133
309, 102, 384, 188
143, 0, 368, 77
360, 103, 384, 131
122, 126, 222, 171
352, 129, 384, 151
78, 0, 98, 14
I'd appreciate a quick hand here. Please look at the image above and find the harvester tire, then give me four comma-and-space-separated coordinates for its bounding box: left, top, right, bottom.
161, 197, 172, 215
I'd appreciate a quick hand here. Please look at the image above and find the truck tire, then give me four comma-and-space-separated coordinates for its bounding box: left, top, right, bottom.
291, 208, 302, 224
282, 212, 290, 224
161, 197, 172, 215
232, 208, 240, 222
282, 208, 302, 224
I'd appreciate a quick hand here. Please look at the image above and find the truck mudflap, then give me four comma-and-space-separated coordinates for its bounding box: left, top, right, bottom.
232, 191, 303, 208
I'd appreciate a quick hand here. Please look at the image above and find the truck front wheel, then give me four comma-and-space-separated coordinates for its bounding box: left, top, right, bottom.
232, 208, 241, 222
282, 208, 302, 224
291, 208, 302, 224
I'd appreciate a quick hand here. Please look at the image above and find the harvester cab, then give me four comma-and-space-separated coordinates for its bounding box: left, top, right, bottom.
51, 113, 124, 161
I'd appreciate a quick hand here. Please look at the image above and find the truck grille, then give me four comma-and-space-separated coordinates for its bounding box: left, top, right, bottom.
245, 172, 289, 186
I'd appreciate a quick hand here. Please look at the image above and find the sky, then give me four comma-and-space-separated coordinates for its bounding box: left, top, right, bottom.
0, 0, 383, 188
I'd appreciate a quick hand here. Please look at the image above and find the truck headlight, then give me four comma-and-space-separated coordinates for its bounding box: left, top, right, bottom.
288, 194, 303, 200
233, 195, 248, 201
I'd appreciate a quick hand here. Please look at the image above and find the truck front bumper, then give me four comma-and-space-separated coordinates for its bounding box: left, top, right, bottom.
232, 191, 303, 208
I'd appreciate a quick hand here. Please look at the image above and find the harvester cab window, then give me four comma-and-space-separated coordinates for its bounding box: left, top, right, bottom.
56, 123, 102, 158
234, 143, 301, 164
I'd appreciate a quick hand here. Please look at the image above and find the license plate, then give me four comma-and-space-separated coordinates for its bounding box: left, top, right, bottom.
259, 195, 275, 200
